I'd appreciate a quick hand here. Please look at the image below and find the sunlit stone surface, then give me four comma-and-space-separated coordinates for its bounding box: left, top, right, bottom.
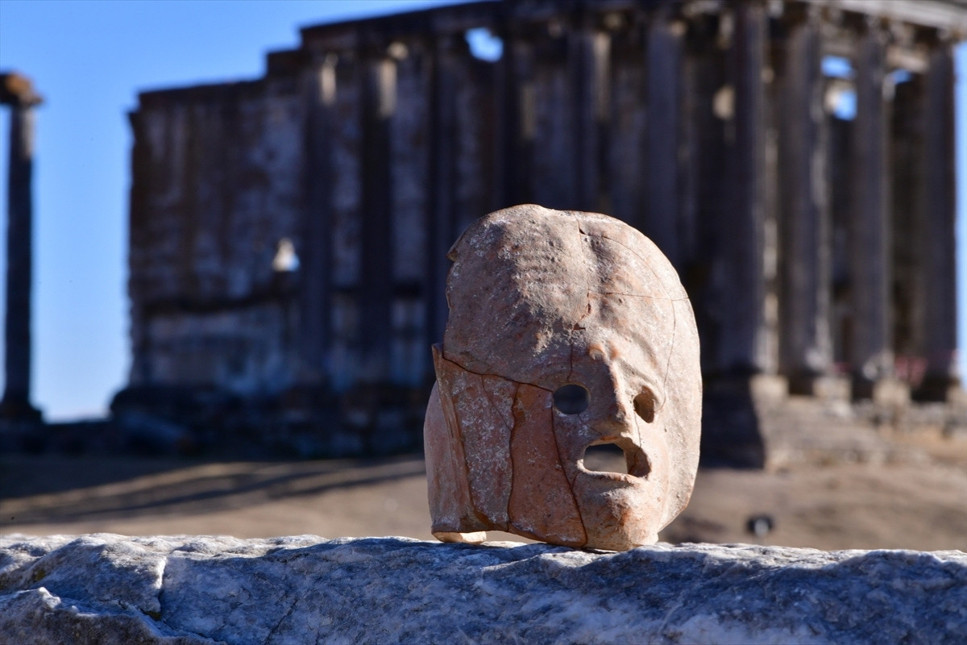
2, 535, 965, 644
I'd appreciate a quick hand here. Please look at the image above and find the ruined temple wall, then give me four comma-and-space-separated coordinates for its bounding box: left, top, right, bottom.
129, 79, 306, 393
123, 0, 965, 428
128, 15, 502, 404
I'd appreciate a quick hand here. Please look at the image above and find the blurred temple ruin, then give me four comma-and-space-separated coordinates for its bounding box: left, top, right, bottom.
111, 0, 966, 464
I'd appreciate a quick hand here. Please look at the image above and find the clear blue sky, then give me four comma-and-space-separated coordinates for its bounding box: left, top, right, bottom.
0, 1, 964, 420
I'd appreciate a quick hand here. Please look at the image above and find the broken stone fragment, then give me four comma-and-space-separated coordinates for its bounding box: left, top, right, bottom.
424, 204, 702, 551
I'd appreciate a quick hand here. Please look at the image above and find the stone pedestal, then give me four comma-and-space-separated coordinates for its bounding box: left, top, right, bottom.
788, 374, 850, 402
852, 376, 910, 408
702, 374, 787, 468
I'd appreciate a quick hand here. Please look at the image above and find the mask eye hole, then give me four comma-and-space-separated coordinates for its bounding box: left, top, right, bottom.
634, 390, 655, 423
553, 384, 590, 415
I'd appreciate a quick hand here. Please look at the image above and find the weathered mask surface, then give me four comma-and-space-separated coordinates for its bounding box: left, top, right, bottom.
424, 204, 701, 550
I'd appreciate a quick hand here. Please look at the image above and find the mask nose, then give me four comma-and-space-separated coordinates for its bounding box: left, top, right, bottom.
552, 380, 635, 438
580, 364, 638, 440
581, 381, 653, 481
594, 390, 637, 440
563, 345, 659, 438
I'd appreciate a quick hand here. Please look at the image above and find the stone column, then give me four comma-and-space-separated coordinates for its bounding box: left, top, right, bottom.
916, 39, 959, 400
568, 19, 610, 213
359, 52, 396, 382
848, 20, 893, 398
889, 73, 920, 381
126, 110, 152, 387
719, 1, 772, 375
426, 36, 460, 351
0, 73, 42, 421
679, 12, 727, 353
644, 9, 684, 268
496, 29, 534, 208
776, 10, 834, 395
300, 56, 337, 382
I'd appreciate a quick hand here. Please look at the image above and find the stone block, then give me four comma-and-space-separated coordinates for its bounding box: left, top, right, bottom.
1, 535, 965, 644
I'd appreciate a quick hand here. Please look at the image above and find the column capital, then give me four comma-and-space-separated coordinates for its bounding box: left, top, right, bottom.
0, 72, 42, 107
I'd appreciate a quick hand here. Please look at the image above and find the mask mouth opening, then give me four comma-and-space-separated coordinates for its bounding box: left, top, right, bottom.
581, 439, 651, 479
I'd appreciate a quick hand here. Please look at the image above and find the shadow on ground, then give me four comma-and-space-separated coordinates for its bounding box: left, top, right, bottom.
0, 455, 425, 527
2, 433, 966, 551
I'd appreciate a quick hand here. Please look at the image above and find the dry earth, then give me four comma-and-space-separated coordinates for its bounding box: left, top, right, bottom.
1, 432, 965, 551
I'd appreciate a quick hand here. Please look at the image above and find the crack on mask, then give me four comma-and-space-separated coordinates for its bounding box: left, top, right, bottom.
599, 291, 689, 302
568, 221, 595, 377
505, 382, 521, 530
579, 229, 677, 303
438, 350, 552, 393
479, 373, 511, 426
551, 413, 588, 546
479, 372, 514, 527
573, 288, 593, 330
443, 380, 479, 526
567, 337, 578, 385
658, 304, 678, 414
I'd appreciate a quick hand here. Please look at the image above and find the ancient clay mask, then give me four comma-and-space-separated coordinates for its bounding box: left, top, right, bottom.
424, 204, 701, 550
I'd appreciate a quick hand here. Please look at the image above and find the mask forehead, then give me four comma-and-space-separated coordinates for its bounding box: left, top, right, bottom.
442, 206, 584, 384
443, 205, 679, 389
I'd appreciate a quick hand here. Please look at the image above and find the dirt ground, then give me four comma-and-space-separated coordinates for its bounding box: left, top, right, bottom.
1, 431, 965, 552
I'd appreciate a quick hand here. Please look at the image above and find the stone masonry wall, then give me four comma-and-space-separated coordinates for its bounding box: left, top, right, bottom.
129, 78, 306, 395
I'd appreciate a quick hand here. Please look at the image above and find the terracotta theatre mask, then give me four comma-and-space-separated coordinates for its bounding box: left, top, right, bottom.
424, 204, 701, 550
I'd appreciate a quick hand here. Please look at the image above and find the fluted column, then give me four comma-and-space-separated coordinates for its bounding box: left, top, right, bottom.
849, 20, 893, 396
427, 36, 460, 349
776, 10, 833, 394
0, 72, 42, 421
496, 30, 535, 207
568, 20, 610, 212
359, 52, 396, 381
301, 56, 337, 381
916, 39, 959, 400
644, 9, 684, 268
719, 1, 772, 374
